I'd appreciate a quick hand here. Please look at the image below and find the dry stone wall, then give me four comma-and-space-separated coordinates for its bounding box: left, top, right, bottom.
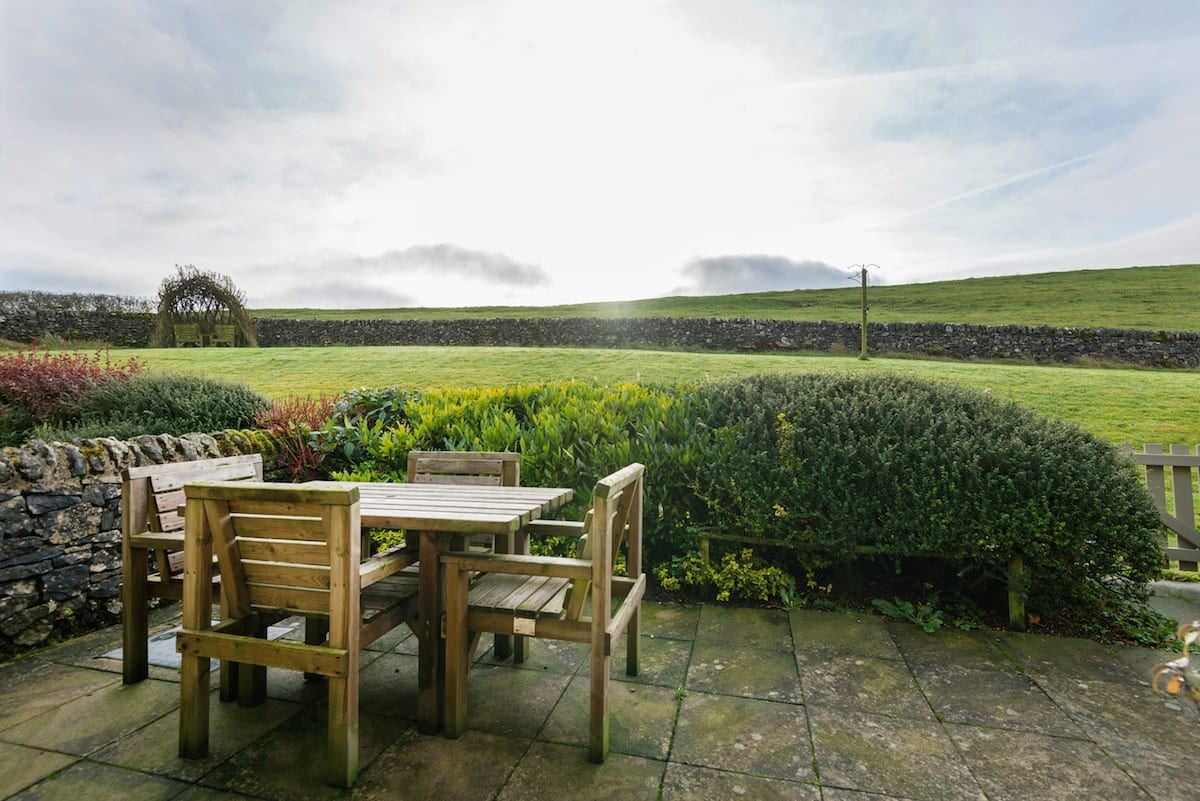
2, 309, 1198, 367
0, 430, 277, 656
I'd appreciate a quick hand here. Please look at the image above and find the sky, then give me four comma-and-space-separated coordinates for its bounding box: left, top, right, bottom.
1, 1, 1198, 308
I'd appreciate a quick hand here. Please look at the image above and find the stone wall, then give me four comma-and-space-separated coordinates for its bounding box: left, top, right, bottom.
255, 317, 1200, 368
0, 430, 278, 656
2, 309, 1198, 367
0, 310, 155, 346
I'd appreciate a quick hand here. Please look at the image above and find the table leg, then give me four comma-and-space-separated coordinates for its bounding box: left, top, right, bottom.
417, 530, 445, 734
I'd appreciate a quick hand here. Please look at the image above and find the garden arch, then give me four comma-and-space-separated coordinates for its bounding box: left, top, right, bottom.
153, 265, 257, 347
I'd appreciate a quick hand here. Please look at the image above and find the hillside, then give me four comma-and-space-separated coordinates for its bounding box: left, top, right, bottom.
253, 263, 1200, 332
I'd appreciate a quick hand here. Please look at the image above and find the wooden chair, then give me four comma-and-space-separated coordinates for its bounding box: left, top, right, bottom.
441, 463, 646, 762
407, 450, 524, 659
121, 454, 262, 686
173, 323, 204, 347
176, 481, 418, 788
210, 324, 237, 347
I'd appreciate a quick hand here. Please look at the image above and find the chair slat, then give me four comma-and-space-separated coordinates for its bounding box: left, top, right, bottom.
241, 560, 331, 590
238, 538, 331, 565
150, 463, 257, 493
412, 473, 502, 486
231, 514, 327, 541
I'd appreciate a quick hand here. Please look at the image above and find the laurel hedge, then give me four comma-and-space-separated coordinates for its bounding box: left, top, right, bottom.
316, 375, 1162, 614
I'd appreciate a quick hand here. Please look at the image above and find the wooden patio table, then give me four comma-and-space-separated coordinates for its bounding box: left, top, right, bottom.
326, 480, 574, 734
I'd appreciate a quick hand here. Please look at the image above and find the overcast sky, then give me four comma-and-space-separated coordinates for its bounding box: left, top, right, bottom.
2, 1, 1198, 308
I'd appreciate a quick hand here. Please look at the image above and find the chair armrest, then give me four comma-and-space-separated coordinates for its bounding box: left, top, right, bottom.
360, 544, 417, 588
524, 520, 585, 537
441, 551, 592, 580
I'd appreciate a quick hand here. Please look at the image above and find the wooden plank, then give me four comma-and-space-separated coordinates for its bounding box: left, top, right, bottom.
121, 475, 150, 684
230, 514, 327, 541
179, 496, 213, 758
203, 499, 251, 618
154, 489, 187, 516
415, 457, 504, 475
128, 531, 185, 550
176, 630, 348, 676
518, 577, 570, 614
245, 583, 330, 614
442, 552, 593, 580
359, 547, 416, 587
1164, 547, 1200, 562
1170, 444, 1199, 571
526, 520, 586, 537
624, 477, 643, 678
491, 575, 549, 612
413, 473, 501, 486
408, 450, 520, 462
359, 510, 518, 535
417, 531, 442, 734
237, 538, 330, 565
241, 561, 331, 590
187, 481, 358, 505
157, 512, 186, 532
150, 463, 258, 492
589, 490, 613, 764
326, 500, 360, 787
606, 574, 645, 644
1144, 444, 1168, 524
465, 608, 592, 642
1131, 452, 1200, 467
231, 500, 324, 518
469, 573, 530, 609
125, 453, 261, 480
444, 560, 469, 738
358, 497, 543, 513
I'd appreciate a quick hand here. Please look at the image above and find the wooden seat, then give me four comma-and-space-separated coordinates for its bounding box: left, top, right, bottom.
441, 463, 646, 762
407, 450, 525, 659
173, 323, 203, 347
210, 324, 237, 347
121, 455, 262, 687
176, 482, 417, 788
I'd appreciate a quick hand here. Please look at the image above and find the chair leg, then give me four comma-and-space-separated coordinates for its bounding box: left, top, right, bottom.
588, 649, 609, 763
512, 634, 527, 664
493, 533, 512, 660
121, 550, 149, 684
626, 605, 641, 677
304, 617, 329, 681
179, 652, 211, 758
327, 675, 358, 788
444, 566, 469, 739
237, 619, 268, 707
218, 584, 238, 702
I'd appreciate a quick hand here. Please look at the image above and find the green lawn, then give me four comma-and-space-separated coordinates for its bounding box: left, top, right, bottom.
252, 263, 1200, 332
116, 345, 1200, 446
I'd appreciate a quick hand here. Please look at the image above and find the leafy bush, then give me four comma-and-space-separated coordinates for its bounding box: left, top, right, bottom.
0, 349, 142, 441
256, 395, 337, 480
694, 373, 1163, 614
56, 374, 267, 440
0, 290, 152, 314
314, 375, 1163, 620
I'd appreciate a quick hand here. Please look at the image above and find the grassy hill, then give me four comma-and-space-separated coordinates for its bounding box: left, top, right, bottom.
118, 345, 1200, 445
253, 263, 1200, 331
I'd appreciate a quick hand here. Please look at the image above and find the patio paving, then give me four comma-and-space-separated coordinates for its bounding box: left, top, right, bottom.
0, 601, 1196, 801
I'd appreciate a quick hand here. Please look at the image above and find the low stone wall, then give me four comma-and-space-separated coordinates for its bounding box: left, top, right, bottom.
255, 317, 1200, 368
2, 309, 1198, 367
0, 430, 278, 656
0, 310, 155, 346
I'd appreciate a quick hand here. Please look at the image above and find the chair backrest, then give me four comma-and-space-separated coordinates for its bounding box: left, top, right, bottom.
407, 451, 520, 486
211, 325, 237, 346
123, 454, 263, 578
564, 463, 645, 621
174, 323, 203, 346
182, 481, 361, 618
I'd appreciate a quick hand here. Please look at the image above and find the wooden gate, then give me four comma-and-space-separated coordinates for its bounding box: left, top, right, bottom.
1120, 444, 1200, 572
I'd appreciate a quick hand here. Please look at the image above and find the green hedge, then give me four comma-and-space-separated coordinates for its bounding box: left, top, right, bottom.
316, 375, 1162, 615
54, 374, 268, 441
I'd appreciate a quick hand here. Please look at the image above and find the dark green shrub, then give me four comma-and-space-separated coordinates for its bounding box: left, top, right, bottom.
57, 374, 268, 439
694, 373, 1163, 613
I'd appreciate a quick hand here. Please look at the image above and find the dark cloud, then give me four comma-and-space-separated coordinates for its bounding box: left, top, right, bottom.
679, 255, 848, 294
327, 244, 549, 287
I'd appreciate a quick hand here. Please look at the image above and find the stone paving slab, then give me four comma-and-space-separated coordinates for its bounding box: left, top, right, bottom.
2, 601, 1198, 801
796, 651, 932, 720
687, 641, 803, 703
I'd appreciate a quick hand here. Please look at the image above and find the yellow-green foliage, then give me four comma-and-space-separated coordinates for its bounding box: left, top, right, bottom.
655, 549, 797, 605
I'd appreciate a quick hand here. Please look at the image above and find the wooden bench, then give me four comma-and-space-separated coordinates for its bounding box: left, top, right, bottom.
210, 324, 237, 347
176, 481, 418, 787
173, 323, 204, 347
121, 454, 262, 686
441, 463, 646, 762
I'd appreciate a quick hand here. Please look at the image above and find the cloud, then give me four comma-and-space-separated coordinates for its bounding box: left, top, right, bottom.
328, 245, 549, 287
678, 256, 848, 294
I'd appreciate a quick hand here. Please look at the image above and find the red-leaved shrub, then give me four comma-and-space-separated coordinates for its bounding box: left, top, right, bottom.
254, 395, 336, 480
0, 349, 142, 423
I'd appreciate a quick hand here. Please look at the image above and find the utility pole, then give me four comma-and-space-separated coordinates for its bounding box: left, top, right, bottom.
847, 264, 880, 360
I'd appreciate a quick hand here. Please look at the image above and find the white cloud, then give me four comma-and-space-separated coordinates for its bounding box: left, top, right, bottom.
1, 1, 1198, 306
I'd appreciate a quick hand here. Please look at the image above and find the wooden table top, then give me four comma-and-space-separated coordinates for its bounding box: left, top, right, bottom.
352, 482, 574, 535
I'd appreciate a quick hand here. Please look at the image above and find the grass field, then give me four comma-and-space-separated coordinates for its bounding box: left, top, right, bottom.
114, 345, 1200, 445
252, 263, 1200, 332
